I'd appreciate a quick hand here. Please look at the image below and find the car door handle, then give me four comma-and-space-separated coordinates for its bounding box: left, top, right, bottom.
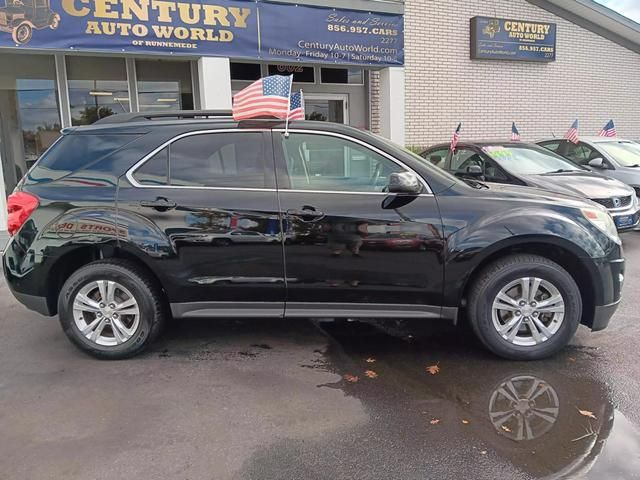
286, 207, 325, 222
140, 198, 177, 211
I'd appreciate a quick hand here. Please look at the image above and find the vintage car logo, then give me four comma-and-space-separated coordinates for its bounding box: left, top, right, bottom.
0, 0, 61, 45
612, 197, 622, 208
482, 19, 501, 39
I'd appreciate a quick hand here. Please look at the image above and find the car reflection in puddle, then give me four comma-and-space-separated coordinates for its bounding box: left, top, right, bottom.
235, 319, 640, 480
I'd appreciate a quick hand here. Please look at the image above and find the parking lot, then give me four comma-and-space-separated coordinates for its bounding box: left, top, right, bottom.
0, 234, 639, 480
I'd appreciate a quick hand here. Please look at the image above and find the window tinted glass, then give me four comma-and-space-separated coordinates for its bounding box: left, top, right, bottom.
30, 134, 137, 182
230, 63, 261, 81
564, 143, 595, 165
169, 133, 267, 188
540, 141, 561, 152
133, 148, 168, 186
320, 68, 364, 84
422, 148, 448, 168
268, 65, 314, 83
279, 133, 405, 192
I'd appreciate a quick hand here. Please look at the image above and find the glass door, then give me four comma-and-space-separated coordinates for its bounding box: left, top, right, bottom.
303, 94, 348, 124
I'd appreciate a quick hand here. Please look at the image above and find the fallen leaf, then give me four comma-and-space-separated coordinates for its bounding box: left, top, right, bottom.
480, 450, 487, 455
343, 374, 359, 383
365, 358, 376, 363
430, 418, 440, 425
426, 363, 440, 375
578, 409, 597, 419
364, 370, 378, 379
462, 419, 470, 425
568, 357, 576, 362
501, 425, 512, 433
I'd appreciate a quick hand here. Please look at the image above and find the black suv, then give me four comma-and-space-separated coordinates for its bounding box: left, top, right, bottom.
3, 112, 625, 360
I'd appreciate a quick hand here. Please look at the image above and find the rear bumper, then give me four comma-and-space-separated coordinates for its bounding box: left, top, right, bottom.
591, 299, 621, 331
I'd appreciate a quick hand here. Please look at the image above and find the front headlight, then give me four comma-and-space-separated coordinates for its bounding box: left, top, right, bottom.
582, 207, 620, 243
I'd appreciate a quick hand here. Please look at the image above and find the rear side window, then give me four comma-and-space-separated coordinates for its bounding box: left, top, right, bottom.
132, 132, 268, 188
29, 134, 138, 182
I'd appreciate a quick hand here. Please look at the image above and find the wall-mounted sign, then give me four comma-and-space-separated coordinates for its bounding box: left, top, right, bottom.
470, 16, 556, 62
0, 0, 404, 66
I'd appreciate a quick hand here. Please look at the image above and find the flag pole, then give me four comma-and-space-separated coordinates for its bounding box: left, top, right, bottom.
284, 75, 293, 138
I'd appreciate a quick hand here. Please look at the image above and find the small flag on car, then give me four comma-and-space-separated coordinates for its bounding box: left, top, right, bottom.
564, 119, 579, 144
232, 75, 293, 121
598, 119, 616, 137
288, 90, 305, 121
450, 123, 462, 152
511, 122, 521, 141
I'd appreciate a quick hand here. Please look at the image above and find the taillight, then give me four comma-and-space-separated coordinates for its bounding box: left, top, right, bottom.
7, 192, 39, 237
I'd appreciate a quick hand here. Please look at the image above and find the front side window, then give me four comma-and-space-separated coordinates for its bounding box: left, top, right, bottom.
133, 133, 268, 188
279, 133, 405, 192
564, 142, 596, 165
422, 148, 448, 168
539, 141, 561, 153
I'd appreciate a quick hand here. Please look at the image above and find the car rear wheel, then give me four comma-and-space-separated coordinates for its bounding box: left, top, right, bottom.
468, 254, 582, 360
58, 260, 165, 359
12, 22, 32, 45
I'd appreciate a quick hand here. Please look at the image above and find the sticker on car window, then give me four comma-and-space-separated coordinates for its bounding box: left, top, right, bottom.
482, 146, 513, 158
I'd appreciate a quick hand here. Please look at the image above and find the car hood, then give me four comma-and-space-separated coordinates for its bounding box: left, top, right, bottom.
521, 171, 633, 199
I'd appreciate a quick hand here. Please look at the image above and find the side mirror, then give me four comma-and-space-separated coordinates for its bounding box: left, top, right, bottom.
588, 157, 606, 169
466, 165, 484, 177
387, 172, 422, 194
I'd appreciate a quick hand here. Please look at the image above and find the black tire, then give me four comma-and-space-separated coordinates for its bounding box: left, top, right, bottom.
468, 254, 581, 360
58, 259, 165, 359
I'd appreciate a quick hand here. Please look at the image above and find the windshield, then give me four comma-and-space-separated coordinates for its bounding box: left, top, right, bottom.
481, 145, 582, 175
596, 141, 640, 167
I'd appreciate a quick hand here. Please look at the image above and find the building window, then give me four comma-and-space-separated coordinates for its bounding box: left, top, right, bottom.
268, 65, 315, 83
320, 68, 364, 84
66, 57, 130, 125
0, 53, 61, 195
230, 63, 262, 81
136, 60, 193, 112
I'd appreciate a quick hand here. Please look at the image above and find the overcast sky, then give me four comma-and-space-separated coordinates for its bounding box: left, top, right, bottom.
596, 0, 640, 23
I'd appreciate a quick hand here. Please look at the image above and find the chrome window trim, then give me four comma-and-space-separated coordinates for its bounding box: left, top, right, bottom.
125, 127, 434, 196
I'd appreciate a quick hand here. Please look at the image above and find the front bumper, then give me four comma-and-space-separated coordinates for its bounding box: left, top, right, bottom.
591, 299, 621, 331
610, 207, 640, 231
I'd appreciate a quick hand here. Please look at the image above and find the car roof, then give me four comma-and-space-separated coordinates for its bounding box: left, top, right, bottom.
424, 141, 542, 150
537, 136, 636, 144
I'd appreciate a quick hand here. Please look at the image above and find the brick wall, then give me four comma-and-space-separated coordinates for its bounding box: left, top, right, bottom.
402, 0, 640, 148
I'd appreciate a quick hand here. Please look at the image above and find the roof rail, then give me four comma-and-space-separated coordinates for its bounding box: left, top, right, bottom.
93, 110, 233, 125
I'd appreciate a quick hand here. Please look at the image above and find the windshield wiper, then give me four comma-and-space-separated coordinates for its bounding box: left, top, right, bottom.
628, 164, 640, 168
463, 178, 489, 189
543, 168, 578, 174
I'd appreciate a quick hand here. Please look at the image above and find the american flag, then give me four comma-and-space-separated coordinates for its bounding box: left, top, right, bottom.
232, 75, 292, 121
599, 119, 616, 137
288, 90, 305, 120
564, 119, 579, 144
511, 122, 521, 141
450, 123, 462, 152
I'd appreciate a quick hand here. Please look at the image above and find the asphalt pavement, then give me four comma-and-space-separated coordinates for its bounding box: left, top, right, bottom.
1, 234, 640, 479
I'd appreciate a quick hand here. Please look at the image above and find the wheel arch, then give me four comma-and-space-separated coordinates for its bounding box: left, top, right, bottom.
45, 244, 167, 315
457, 236, 597, 328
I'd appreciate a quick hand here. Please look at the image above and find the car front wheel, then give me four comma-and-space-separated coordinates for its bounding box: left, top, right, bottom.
58, 260, 166, 359
468, 254, 582, 360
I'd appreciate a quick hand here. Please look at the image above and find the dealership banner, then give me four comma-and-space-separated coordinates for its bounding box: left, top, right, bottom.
470, 16, 556, 62
0, 0, 404, 66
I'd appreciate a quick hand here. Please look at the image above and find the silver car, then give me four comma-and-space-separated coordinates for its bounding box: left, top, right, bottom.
537, 136, 640, 197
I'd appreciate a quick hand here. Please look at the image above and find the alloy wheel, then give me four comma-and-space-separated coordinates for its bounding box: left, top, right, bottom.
491, 277, 565, 347
72, 280, 140, 347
